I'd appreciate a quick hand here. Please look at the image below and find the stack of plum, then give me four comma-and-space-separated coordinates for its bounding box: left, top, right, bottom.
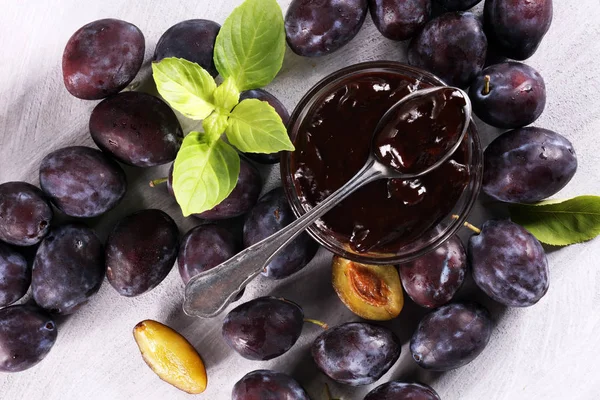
0, 0, 582, 399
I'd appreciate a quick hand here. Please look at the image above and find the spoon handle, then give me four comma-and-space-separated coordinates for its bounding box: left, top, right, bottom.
183, 157, 385, 318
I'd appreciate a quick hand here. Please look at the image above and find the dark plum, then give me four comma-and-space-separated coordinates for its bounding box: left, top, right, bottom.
469, 62, 546, 129
285, 0, 368, 57
0, 305, 57, 372
369, 0, 432, 41
178, 224, 238, 284
312, 322, 401, 386
90, 92, 183, 167
408, 12, 487, 87
0, 243, 29, 307
0, 182, 53, 246
484, 0, 553, 60
194, 158, 262, 220
32, 224, 104, 315
232, 370, 310, 400
410, 302, 492, 371
365, 381, 441, 400
222, 297, 303, 361
435, 0, 481, 11
244, 188, 318, 280
469, 220, 549, 307
39, 146, 127, 218
240, 89, 291, 164
483, 127, 577, 203
154, 19, 220, 77
62, 19, 145, 100
106, 210, 178, 297
399, 235, 466, 308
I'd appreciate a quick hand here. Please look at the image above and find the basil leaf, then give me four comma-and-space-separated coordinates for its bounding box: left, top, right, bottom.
509, 195, 600, 246
152, 58, 217, 120
172, 131, 240, 217
214, 0, 285, 91
226, 99, 294, 153
213, 77, 240, 113
203, 112, 229, 142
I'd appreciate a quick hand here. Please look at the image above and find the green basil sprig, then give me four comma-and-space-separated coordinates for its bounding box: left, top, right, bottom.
151, 0, 292, 216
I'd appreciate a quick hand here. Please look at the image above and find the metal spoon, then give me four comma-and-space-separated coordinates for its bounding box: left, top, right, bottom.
183, 86, 472, 318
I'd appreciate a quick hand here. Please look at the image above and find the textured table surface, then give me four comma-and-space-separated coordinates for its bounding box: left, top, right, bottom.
1, 1, 600, 399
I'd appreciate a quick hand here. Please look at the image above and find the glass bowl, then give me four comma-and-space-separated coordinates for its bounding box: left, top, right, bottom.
281, 61, 483, 265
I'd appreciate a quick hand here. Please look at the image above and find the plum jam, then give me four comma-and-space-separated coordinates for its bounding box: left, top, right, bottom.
289, 69, 470, 254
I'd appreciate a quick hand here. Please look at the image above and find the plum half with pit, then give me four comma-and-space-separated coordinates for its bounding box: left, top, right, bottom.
469, 62, 546, 129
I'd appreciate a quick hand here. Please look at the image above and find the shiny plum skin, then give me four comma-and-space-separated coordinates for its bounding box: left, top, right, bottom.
0, 305, 57, 372
484, 0, 553, 61
244, 188, 318, 280
469, 220, 549, 307
483, 127, 577, 203
408, 12, 487, 87
469, 62, 546, 129
0, 182, 53, 246
369, 0, 432, 41
0, 243, 29, 307
285, 0, 368, 57
222, 297, 304, 361
232, 370, 310, 400
240, 89, 291, 164
39, 146, 127, 218
90, 92, 183, 167
195, 158, 262, 220
106, 210, 178, 297
399, 235, 466, 308
32, 224, 104, 315
62, 19, 145, 100
410, 302, 492, 371
178, 224, 238, 284
435, 0, 481, 11
364, 381, 441, 400
312, 322, 401, 386
154, 19, 220, 77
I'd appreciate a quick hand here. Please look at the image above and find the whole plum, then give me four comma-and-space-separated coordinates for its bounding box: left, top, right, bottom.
232, 370, 310, 400
0, 305, 57, 372
364, 381, 441, 400
154, 19, 221, 77
0, 243, 29, 307
369, 0, 431, 41
469, 62, 546, 129
32, 224, 105, 314
90, 92, 183, 167
408, 12, 487, 87
285, 0, 368, 57
106, 210, 179, 297
469, 220, 549, 307
0, 182, 53, 246
484, 0, 553, 60
312, 322, 401, 386
483, 127, 577, 203
39, 146, 127, 218
62, 19, 145, 100
410, 302, 492, 371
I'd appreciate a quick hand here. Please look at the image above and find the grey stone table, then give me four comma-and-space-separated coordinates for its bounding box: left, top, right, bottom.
1, 1, 599, 399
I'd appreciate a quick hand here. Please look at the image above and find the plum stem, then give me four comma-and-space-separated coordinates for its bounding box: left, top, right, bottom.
149, 178, 168, 188
452, 215, 482, 234
304, 318, 328, 330
482, 75, 491, 95
324, 383, 340, 400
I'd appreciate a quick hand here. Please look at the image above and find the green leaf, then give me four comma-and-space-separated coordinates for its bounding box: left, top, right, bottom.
226, 99, 295, 153
202, 112, 229, 142
214, 0, 285, 91
172, 131, 240, 217
509, 196, 600, 246
152, 58, 217, 120
213, 77, 240, 113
